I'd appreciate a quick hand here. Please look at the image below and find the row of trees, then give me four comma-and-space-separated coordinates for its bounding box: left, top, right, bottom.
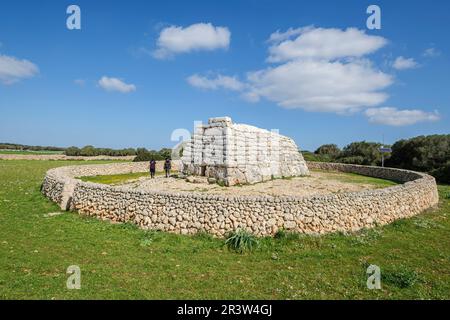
0, 143, 65, 152
64, 146, 137, 157
387, 135, 450, 183
308, 134, 450, 183
312, 141, 385, 166
4, 134, 448, 183
133, 148, 173, 162
64, 145, 177, 160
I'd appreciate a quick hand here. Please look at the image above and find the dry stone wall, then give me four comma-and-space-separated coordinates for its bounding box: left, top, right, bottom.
42, 161, 439, 237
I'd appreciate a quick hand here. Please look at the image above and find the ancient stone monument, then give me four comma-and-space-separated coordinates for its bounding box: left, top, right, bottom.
181, 117, 310, 186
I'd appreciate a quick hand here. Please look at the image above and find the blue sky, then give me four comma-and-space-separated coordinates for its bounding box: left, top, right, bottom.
0, 0, 449, 151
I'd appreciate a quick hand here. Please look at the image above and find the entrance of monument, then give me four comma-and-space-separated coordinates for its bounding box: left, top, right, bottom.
201, 165, 206, 176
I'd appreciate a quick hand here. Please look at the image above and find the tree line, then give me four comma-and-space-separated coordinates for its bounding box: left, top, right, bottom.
3, 134, 449, 183
64, 145, 174, 160
64, 145, 137, 157
0, 143, 65, 151
304, 134, 450, 184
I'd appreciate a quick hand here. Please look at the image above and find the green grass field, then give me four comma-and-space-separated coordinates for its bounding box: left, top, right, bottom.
0, 160, 449, 299
312, 169, 398, 188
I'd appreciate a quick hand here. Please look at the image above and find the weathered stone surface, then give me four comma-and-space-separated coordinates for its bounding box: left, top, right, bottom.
41, 161, 439, 238
181, 117, 309, 186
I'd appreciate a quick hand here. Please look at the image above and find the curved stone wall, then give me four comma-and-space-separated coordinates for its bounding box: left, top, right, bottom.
41, 161, 439, 237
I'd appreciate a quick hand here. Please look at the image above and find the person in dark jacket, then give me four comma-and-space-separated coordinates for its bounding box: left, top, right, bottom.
164, 158, 171, 178
149, 159, 156, 178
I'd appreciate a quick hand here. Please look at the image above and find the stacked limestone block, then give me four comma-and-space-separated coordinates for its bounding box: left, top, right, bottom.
181, 117, 309, 186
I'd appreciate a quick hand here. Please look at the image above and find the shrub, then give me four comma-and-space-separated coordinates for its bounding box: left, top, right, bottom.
225, 229, 258, 253
429, 161, 450, 184
386, 134, 450, 183
133, 148, 170, 162
336, 141, 385, 166
314, 144, 341, 159
274, 229, 286, 239
65, 146, 81, 156
383, 267, 419, 288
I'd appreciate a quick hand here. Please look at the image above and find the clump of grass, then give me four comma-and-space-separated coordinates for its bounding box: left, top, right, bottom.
350, 228, 383, 245
274, 229, 287, 239
140, 238, 153, 247
225, 229, 259, 253
118, 222, 139, 231
383, 266, 419, 288
389, 218, 409, 230
413, 218, 440, 229
445, 192, 450, 200
193, 231, 215, 242
274, 229, 301, 241
216, 180, 226, 187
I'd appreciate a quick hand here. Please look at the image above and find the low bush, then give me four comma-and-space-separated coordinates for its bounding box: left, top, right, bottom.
274, 229, 287, 239
383, 267, 419, 288
314, 144, 341, 159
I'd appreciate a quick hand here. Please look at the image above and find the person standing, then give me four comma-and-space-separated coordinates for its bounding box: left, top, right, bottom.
164, 158, 171, 178
149, 159, 156, 178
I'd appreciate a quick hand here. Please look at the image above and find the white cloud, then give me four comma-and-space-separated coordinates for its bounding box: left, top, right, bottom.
267, 27, 387, 62
187, 74, 244, 91
365, 107, 440, 126
267, 27, 304, 43
188, 26, 421, 116
98, 76, 136, 93
423, 47, 441, 57
0, 54, 39, 84
248, 27, 392, 112
153, 23, 230, 59
392, 56, 418, 70
245, 59, 392, 112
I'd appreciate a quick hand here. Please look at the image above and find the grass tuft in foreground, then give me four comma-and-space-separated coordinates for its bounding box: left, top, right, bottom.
225, 229, 259, 253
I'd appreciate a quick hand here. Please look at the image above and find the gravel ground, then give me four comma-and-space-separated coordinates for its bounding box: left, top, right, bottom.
120, 171, 380, 197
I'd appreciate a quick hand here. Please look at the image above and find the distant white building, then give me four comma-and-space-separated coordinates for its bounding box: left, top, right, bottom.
181, 117, 309, 186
